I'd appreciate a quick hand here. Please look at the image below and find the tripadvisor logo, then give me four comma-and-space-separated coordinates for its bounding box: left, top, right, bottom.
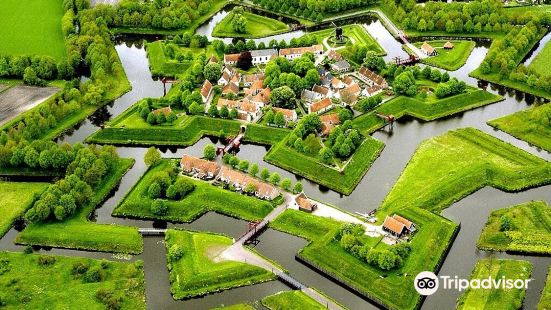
414, 271, 532, 296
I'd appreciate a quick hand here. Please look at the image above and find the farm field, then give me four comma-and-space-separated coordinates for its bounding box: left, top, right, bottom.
16, 158, 143, 254
0, 0, 66, 59
271, 208, 457, 310
477, 201, 551, 254
113, 159, 275, 222
379, 128, 551, 216
165, 229, 275, 299
488, 103, 551, 152
213, 11, 289, 38
0, 181, 49, 238
457, 259, 532, 309
0, 251, 146, 309
261, 290, 326, 309
413, 40, 476, 71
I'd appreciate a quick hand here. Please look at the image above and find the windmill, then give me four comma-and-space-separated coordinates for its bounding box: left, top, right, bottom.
329, 22, 344, 43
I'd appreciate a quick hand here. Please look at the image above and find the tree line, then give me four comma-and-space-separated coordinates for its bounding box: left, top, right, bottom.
252, 0, 377, 21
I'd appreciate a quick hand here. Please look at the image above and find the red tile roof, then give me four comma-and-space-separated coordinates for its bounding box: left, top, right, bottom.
201, 80, 213, 99
310, 98, 332, 113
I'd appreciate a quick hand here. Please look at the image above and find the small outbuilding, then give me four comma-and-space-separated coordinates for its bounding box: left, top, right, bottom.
294, 193, 317, 213
443, 41, 454, 50
421, 42, 437, 56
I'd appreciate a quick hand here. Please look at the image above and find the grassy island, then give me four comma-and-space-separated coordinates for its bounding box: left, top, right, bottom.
488, 103, 551, 152
213, 11, 290, 38
477, 201, 551, 254
261, 290, 326, 309
540, 267, 551, 310
0, 181, 49, 238
413, 40, 476, 71
165, 229, 275, 299
379, 128, 551, 216
457, 259, 532, 310
0, 251, 146, 309
113, 159, 275, 222
16, 158, 143, 254
271, 208, 457, 310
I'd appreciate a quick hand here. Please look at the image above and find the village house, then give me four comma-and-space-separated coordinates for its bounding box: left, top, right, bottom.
320, 113, 340, 136
245, 79, 264, 96
291, 192, 317, 213
201, 80, 213, 103
301, 89, 323, 104
309, 98, 333, 114
180, 154, 220, 180
357, 67, 388, 89
208, 55, 218, 64
331, 77, 345, 90
152, 106, 172, 117
273, 107, 298, 122
421, 41, 437, 56
339, 83, 361, 104
217, 166, 280, 200
217, 98, 261, 121
331, 60, 351, 73
222, 81, 240, 96
382, 214, 416, 237
327, 50, 343, 61
251, 49, 278, 65
312, 85, 331, 98
218, 66, 237, 86
243, 73, 264, 87
362, 85, 384, 97
248, 87, 271, 106
279, 44, 324, 60
224, 53, 240, 65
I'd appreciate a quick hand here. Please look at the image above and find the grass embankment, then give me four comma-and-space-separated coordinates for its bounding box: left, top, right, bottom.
213, 304, 256, 310
261, 290, 325, 309
16, 159, 143, 254
0, 181, 49, 238
529, 39, 551, 76
165, 229, 275, 299
477, 201, 551, 254
0, 252, 146, 309
379, 128, 551, 216
488, 103, 551, 152
504, 4, 551, 20
306, 24, 386, 56
146, 41, 221, 77
265, 136, 384, 195
212, 12, 290, 38
540, 267, 551, 310
0, 0, 66, 59
414, 40, 476, 71
113, 159, 274, 222
87, 102, 290, 146
271, 209, 457, 310
352, 89, 503, 135
457, 259, 532, 309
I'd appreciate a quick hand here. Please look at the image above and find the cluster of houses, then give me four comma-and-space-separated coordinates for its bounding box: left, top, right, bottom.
180, 154, 280, 200
223, 45, 324, 67
382, 214, 416, 237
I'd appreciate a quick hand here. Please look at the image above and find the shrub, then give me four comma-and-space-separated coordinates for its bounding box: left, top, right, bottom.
83, 266, 103, 283
37, 255, 56, 266
148, 182, 162, 199
150, 199, 168, 216
500, 215, 515, 231
168, 244, 184, 262
71, 262, 89, 276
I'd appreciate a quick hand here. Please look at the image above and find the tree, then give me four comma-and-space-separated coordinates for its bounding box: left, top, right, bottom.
264, 110, 275, 124
499, 215, 514, 231
231, 10, 247, 33
148, 181, 162, 199
269, 172, 281, 185
281, 178, 292, 191
229, 108, 238, 119
270, 86, 296, 108
273, 112, 286, 127
144, 147, 161, 167
244, 182, 256, 195
393, 71, 417, 96
292, 182, 303, 194
364, 51, 385, 71
260, 168, 270, 180
319, 147, 334, 164
203, 62, 222, 82
208, 104, 219, 117
229, 156, 240, 168
301, 113, 322, 134
151, 199, 168, 215
203, 144, 216, 160
238, 159, 249, 172
220, 105, 229, 118
249, 163, 259, 176
236, 51, 252, 70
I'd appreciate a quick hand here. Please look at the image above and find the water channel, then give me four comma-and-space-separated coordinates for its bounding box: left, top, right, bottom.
1, 8, 550, 310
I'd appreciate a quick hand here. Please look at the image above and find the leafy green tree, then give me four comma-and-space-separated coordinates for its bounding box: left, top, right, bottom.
144, 147, 161, 167
151, 199, 168, 215
203, 144, 216, 160
273, 112, 286, 127
203, 62, 222, 82
249, 163, 259, 176
260, 168, 270, 180
281, 178, 292, 191
270, 86, 296, 108
269, 172, 281, 185
238, 159, 249, 172
148, 181, 162, 199
292, 182, 303, 194
229, 156, 240, 168
393, 71, 417, 96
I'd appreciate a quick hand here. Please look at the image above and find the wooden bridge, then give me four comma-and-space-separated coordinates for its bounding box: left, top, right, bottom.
138, 228, 167, 236
375, 111, 395, 131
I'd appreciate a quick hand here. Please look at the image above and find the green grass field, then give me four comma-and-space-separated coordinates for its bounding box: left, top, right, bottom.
146, 41, 221, 77
213, 304, 256, 310
16, 159, 144, 254
261, 290, 325, 309
414, 40, 476, 71
271, 208, 457, 310
113, 159, 274, 222
457, 259, 532, 309
0, 181, 49, 238
477, 201, 551, 254
529, 39, 551, 76
306, 24, 386, 56
0, 252, 146, 309
488, 103, 551, 152
540, 267, 551, 310
265, 136, 384, 195
352, 88, 503, 135
165, 229, 275, 299
212, 11, 289, 38
379, 128, 551, 216
0, 0, 66, 59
